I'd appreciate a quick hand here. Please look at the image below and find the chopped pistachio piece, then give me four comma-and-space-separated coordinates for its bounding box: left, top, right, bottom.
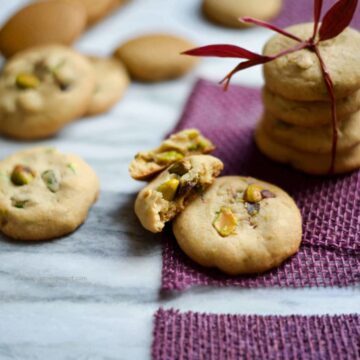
51, 59, 66, 74
244, 184, 263, 203
42, 170, 61, 192
157, 178, 180, 201
177, 180, 196, 198
197, 138, 211, 149
11, 198, 28, 209
53, 64, 72, 91
67, 163, 77, 174
16, 73, 40, 90
245, 202, 260, 216
11, 165, 35, 186
168, 161, 191, 176
155, 151, 184, 165
182, 129, 199, 139
213, 207, 238, 237
261, 189, 276, 199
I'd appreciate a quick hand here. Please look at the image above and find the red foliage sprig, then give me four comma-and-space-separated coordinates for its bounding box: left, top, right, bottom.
183, 0, 358, 174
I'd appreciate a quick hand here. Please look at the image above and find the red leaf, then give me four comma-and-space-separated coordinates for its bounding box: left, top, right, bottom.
319, 0, 358, 41
312, 0, 323, 38
182, 44, 268, 61
241, 17, 302, 42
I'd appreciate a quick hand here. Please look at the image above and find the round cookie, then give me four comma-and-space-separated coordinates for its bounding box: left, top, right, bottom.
255, 123, 360, 175
86, 56, 129, 116
173, 176, 302, 275
114, 34, 199, 82
263, 87, 360, 127
135, 155, 223, 233
0, 147, 99, 241
261, 111, 360, 154
0, 45, 95, 140
263, 24, 360, 101
0, 0, 87, 58
202, 0, 283, 28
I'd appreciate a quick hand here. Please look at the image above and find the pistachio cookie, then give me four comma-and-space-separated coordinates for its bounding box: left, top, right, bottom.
0, 147, 99, 241
135, 155, 223, 233
263, 88, 360, 127
263, 24, 360, 101
202, 0, 283, 28
261, 111, 360, 154
255, 123, 360, 175
173, 176, 302, 275
129, 129, 215, 181
0, 0, 87, 58
0, 45, 95, 140
114, 34, 199, 82
86, 56, 129, 116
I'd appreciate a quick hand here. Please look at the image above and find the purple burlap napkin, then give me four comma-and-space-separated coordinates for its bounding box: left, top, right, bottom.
152, 309, 360, 360
273, 0, 360, 29
162, 80, 360, 290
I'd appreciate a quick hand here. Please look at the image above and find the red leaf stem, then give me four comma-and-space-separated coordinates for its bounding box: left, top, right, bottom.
240, 17, 303, 42
220, 58, 270, 90
312, 0, 323, 40
314, 45, 338, 173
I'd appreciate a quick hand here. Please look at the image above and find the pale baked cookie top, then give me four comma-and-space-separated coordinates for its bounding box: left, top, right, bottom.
173, 176, 302, 275
263, 24, 360, 101
129, 129, 215, 181
114, 33, 199, 82
0, 0, 87, 58
202, 0, 283, 28
135, 155, 223, 233
0, 45, 95, 140
0, 147, 99, 241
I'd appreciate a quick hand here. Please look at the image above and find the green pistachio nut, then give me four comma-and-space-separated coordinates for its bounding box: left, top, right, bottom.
212, 207, 238, 237
11, 197, 29, 209
67, 163, 77, 174
42, 170, 61, 192
168, 161, 190, 176
182, 129, 199, 139
11, 165, 36, 186
155, 151, 184, 164
157, 178, 180, 201
16, 73, 40, 90
244, 184, 263, 203
245, 202, 260, 216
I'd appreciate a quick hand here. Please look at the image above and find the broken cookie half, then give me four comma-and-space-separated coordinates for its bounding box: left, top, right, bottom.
134, 155, 223, 233
129, 129, 215, 181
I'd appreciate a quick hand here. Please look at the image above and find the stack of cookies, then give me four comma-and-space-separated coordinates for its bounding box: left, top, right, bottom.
255, 23, 360, 175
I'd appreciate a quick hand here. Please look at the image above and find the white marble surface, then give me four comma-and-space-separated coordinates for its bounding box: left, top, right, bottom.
0, 1, 359, 359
